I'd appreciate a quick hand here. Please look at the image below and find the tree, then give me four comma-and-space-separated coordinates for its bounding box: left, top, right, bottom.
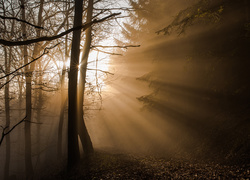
67, 0, 84, 168
67, 0, 120, 167
78, 0, 94, 156
20, 0, 34, 178
1, 2, 15, 178
57, 1, 71, 159
4, 42, 11, 180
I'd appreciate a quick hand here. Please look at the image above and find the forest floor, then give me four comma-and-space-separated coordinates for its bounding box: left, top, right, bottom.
42, 150, 249, 180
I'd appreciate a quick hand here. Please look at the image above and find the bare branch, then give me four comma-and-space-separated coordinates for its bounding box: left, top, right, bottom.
0, 15, 44, 29
92, 47, 122, 56
0, 43, 61, 80
0, 74, 16, 89
92, 45, 140, 49
93, 7, 135, 11
87, 68, 114, 75
0, 116, 27, 146
0, 13, 121, 46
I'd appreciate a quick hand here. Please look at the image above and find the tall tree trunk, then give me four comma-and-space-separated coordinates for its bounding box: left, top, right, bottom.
58, 1, 70, 159
68, 0, 84, 168
58, 36, 68, 159
78, 0, 94, 155
18, 71, 23, 172
33, 0, 44, 168
35, 62, 42, 167
20, 0, 34, 178
3, 4, 14, 178
4, 46, 10, 180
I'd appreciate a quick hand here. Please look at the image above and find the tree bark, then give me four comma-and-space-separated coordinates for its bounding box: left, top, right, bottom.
33, 0, 44, 167
78, 0, 94, 155
58, 38, 69, 160
4, 46, 10, 180
68, 0, 84, 168
58, 1, 70, 159
3, 3, 13, 178
20, 0, 34, 178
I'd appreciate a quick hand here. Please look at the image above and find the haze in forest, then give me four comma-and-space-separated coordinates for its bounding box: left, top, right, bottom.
0, 0, 249, 179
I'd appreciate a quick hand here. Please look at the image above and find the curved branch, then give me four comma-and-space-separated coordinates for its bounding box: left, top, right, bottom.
0, 15, 44, 29
0, 116, 27, 146
0, 75, 16, 89
0, 13, 121, 46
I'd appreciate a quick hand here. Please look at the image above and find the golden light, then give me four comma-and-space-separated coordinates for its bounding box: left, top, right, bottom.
85, 50, 111, 92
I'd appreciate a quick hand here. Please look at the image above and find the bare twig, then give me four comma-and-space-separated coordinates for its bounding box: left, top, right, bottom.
0, 43, 60, 80
95, 52, 103, 109
0, 116, 27, 146
93, 7, 135, 11
91, 45, 140, 49
87, 68, 114, 75
92, 47, 122, 56
0, 74, 16, 89
0, 15, 44, 29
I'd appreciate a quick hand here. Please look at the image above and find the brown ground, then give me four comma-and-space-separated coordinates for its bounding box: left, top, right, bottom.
42, 151, 249, 180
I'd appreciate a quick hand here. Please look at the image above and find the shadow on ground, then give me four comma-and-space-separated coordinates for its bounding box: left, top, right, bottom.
42, 150, 249, 180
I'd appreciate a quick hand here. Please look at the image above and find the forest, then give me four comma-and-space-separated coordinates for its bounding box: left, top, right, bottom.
0, 0, 249, 179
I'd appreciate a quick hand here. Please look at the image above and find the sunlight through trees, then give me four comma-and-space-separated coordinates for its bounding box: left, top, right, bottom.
0, 0, 249, 179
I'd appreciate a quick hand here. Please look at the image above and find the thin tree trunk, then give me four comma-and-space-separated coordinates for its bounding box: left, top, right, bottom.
58, 1, 70, 159
33, 0, 44, 168
4, 46, 10, 180
68, 0, 84, 168
78, 0, 94, 155
24, 34, 33, 180
58, 36, 68, 159
18, 71, 23, 172
57, 90, 67, 159
3, 4, 14, 178
20, 0, 34, 178
35, 62, 42, 167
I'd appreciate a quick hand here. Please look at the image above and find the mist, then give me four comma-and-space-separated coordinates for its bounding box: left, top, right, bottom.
88, 0, 250, 165
0, 0, 249, 179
